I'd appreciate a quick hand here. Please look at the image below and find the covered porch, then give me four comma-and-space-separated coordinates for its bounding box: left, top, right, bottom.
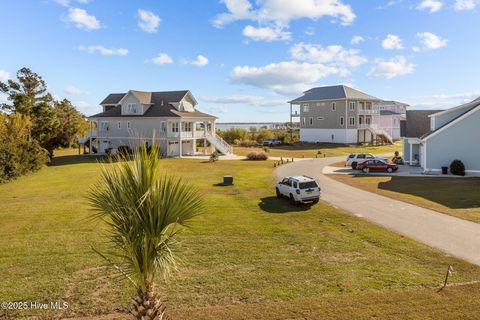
403, 138, 423, 166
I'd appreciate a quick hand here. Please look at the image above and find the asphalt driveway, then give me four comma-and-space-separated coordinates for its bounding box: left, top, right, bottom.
275, 157, 480, 266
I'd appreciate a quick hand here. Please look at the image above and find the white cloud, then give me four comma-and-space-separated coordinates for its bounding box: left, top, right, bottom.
78, 45, 128, 56
73, 100, 91, 109
231, 61, 342, 95
242, 25, 291, 41
454, 0, 477, 10
305, 27, 315, 36
190, 55, 209, 67
382, 34, 404, 50
201, 95, 284, 106
67, 8, 100, 31
64, 85, 83, 95
368, 56, 415, 79
199, 106, 228, 114
55, 0, 91, 6
151, 53, 173, 65
350, 35, 364, 45
416, 0, 443, 12
417, 32, 448, 49
0, 69, 10, 82
213, 0, 356, 37
291, 43, 367, 71
407, 91, 480, 109
137, 9, 161, 33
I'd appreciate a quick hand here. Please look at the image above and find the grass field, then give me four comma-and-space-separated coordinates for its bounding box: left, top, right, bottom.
233, 141, 402, 159
1, 149, 480, 319
329, 175, 480, 224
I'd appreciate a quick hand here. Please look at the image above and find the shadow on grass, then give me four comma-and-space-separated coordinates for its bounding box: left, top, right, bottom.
49, 154, 130, 166
258, 196, 312, 214
375, 176, 480, 209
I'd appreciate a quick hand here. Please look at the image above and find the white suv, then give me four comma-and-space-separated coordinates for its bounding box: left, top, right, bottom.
276, 176, 321, 204
346, 153, 388, 170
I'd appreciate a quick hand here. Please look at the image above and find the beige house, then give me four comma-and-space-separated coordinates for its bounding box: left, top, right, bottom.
80, 90, 232, 157
289, 85, 397, 144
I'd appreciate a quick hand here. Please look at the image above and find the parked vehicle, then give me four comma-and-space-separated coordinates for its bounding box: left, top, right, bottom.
263, 139, 282, 146
346, 153, 388, 169
276, 176, 320, 204
356, 160, 398, 173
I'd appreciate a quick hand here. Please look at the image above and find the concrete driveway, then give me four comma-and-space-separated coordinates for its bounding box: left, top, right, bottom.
275, 157, 480, 266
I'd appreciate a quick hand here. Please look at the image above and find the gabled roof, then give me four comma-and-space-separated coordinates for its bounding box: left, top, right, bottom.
404, 110, 444, 138
92, 90, 215, 119
289, 85, 380, 103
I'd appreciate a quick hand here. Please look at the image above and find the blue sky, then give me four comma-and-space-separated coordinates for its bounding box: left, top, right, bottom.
0, 0, 479, 122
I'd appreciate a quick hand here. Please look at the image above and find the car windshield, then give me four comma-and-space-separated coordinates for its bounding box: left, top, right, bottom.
299, 181, 318, 189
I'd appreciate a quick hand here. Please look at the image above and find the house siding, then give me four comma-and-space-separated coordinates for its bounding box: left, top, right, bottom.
433, 104, 473, 130
300, 99, 347, 129
425, 108, 480, 171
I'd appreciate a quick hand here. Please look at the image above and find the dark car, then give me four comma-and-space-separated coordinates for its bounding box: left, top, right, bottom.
356, 159, 398, 173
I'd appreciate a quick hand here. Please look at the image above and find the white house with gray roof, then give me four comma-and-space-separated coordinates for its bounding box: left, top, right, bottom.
80, 90, 232, 157
289, 85, 406, 144
402, 97, 480, 173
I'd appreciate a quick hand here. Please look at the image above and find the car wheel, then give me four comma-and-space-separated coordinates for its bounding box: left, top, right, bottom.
289, 194, 297, 205
387, 167, 393, 173
276, 188, 282, 198
362, 167, 369, 173
351, 162, 358, 170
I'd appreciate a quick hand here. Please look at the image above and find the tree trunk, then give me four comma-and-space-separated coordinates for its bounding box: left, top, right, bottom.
129, 283, 171, 320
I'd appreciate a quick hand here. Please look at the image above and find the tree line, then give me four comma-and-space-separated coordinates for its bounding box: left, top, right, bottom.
217, 127, 299, 146
0, 67, 88, 182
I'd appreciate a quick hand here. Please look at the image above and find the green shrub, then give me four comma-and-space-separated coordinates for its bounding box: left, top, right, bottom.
450, 160, 465, 176
210, 151, 219, 162
0, 140, 49, 183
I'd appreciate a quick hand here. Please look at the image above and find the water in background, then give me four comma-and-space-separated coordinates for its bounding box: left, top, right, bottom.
216, 122, 291, 131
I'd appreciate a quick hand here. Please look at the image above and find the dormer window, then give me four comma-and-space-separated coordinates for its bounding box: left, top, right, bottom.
127, 103, 137, 114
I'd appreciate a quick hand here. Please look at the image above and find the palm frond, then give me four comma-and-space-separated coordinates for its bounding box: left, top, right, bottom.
87, 141, 205, 289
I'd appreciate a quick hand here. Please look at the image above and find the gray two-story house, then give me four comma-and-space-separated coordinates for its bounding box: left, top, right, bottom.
81, 90, 232, 157
289, 85, 393, 144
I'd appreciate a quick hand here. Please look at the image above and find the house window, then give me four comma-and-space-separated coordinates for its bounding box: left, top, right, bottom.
349, 117, 355, 126
127, 103, 137, 114
302, 104, 309, 112
171, 122, 179, 133
160, 121, 166, 132
316, 102, 321, 107
127, 121, 131, 129
317, 117, 324, 120
340, 117, 344, 126
182, 122, 192, 132
349, 102, 356, 111
309, 117, 313, 125
117, 121, 121, 129
332, 102, 336, 111
358, 116, 363, 125
302, 117, 306, 126
99, 121, 109, 131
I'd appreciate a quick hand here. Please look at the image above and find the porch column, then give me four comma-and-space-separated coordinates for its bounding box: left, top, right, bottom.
178, 120, 182, 158
409, 142, 413, 164
89, 120, 93, 155
203, 121, 207, 155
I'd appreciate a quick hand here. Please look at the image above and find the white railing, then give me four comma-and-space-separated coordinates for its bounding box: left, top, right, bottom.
194, 131, 206, 139
358, 109, 380, 115
359, 124, 393, 143
206, 133, 233, 155
180, 131, 194, 139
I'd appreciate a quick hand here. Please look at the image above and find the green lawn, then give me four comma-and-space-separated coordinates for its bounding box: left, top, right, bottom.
329, 175, 480, 224
234, 141, 402, 159
1, 150, 480, 319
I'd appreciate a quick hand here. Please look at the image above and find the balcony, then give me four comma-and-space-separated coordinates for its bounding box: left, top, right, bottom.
357, 109, 380, 115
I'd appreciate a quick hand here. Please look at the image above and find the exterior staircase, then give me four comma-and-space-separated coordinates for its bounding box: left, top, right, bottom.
361, 124, 393, 144
206, 133, 233, 155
